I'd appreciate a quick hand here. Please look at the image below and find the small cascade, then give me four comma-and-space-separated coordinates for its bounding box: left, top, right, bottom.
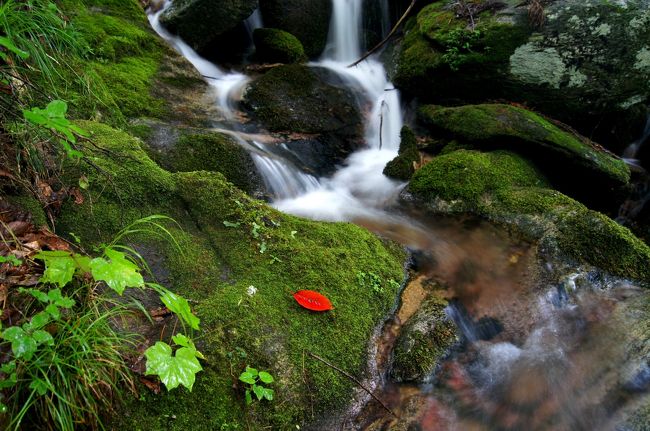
623, 113, 650, 165
322, 0, 363, 62
244, 8, 263, 37
148, 1, 249, 120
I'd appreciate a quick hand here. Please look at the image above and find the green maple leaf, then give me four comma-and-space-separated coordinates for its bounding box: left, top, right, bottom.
90, 248, 144, 295
160, 289, 200, 330
34, 251, 76, 288
144, 341, 203, 391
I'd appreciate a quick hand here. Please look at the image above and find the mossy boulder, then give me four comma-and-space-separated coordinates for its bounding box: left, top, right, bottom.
243, 64, 363, 175
383, 126, 420, 181
391, 294, 458, 383
160, 0, 257, 54
418, 103, 631, 209
56, 121, 407, 429
395, 0, 650, 149
259, 0, 332, 58
140, 126, 263, 195
253, 28, 306, 64
405, 149, 650, 283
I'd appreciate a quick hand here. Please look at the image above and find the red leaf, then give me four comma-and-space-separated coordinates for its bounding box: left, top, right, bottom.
293, 290, 333, 312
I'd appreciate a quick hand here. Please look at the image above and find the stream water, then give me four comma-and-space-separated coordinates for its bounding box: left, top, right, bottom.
148, 1, 650, 430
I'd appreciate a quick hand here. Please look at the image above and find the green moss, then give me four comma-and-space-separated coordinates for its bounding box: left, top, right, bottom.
383, 126, 420, 180
56, 122, 406, 429
391, 293, 458, 382
409, 149, 548, 205
5, 194, 48, 227
149, 132, 260, 194
253, 28, 306, 64
407, 149, 650, 282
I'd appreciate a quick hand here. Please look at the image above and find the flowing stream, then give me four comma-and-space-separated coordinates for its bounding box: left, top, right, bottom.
148, 2, 650, 429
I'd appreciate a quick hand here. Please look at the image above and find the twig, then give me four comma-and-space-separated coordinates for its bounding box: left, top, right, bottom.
348, 0, 417, 68
307, 351, 399, 419
378, 100, 388, 150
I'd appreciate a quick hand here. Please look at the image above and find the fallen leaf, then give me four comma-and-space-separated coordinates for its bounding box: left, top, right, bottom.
293, 290, 334, 312
139, 376, 161, 394
69, 188, 84, 205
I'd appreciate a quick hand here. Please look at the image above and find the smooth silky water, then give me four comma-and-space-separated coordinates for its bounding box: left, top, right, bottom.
148, 1, 650, 429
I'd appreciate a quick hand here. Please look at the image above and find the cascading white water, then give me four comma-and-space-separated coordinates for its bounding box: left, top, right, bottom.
271, 0, 405, 221
148, 1, 249, 120
622, 113, 650, 167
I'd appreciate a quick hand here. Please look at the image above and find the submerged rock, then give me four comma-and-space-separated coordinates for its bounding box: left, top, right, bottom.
243, 64, 363, 175
259, 0, 332, 58
418, 103, 631, 209
391, 294, 459, 383
160, 0, 257, 53
394, 0, 650, 149
253, 28, 306, 64
404, 149, 650, 283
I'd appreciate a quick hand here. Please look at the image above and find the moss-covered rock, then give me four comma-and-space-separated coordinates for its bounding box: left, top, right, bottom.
383, 126, 421, 181
394, 0, 650, 149
259, 0, 332, 58
244, 64, 363, 174
405, 149, 650, 282
391, 294, 458, 383
253, 28, 306, 64
160, 0, 257, 54
418, 103, 631, 209
139, 126, 263, 195
55, 121, 407, 429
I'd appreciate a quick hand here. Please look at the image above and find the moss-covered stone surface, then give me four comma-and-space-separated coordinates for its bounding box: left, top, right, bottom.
405, 149, 650, 282
383, 126, 420, 181
391, 294, 458, 383
55, 121, 406, 430
253, 28, 306, 64
394, 0, 650, 149
417, 103, 630, 208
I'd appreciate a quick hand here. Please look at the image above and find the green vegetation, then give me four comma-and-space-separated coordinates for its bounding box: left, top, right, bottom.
383, 126, 420, 180
253, 28, 306, 64
238, 366, 275, 405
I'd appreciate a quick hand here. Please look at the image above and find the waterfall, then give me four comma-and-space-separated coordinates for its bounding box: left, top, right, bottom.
622, 113, 650, 167
322, 0, 363, 62
148, 1, 249, 120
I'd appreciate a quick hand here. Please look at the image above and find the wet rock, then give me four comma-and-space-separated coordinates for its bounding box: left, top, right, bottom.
394, 0, 650, 149
403, 149, 650, 283
384, 126, 420, 181
418, 103, 631, 210
160, 0, 257, 54
253, 28, 306, 64
259, 0, 332, 58
243, 64, 364, 175
391, 294, 459, 383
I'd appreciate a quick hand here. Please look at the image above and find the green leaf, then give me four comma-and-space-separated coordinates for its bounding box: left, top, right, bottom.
161, 290, 200, 330
258, 371, 274, 384
0, 255, 22, 266
46, 100, 67, 118
145, 341, 203, 391
259, 241, 267, 254
253, 384, 265, 401
28, 311, 52, 330
45, 303, 60, 319
222, 221, 240, 228
32, 330, 54, 347
47, 288, 75, 308
29, 378, 49, 396
251, 223, 261, 239
0, 36, 29, 59
245, 366, 258, 377
78, 176, 89, 190
0, 373, 16, 390
3, 326, 37, 360
290, 230, 298, 239
263, 387, 274, 401
90, 248, 144, 295
238, 372, 256, 385
245, 389, 252, 405
1, 361, 15, 374
35, 251, 76, 288
19, 287, 49, 303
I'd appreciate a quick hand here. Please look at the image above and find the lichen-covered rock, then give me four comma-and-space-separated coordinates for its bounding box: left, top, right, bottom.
56, 121, 406, 430
383, 126, 421, 181
391, 294, 458, 383
259, 0, 332, 58
253, 28, 306, 64
243, 64, 363, 175
418, 103, 631, 209
395, 0, 650, 149
405, 149, 650, 283
160, 0, 257, 53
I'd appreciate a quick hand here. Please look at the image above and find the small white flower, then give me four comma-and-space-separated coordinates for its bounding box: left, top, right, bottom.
246, 285, 258, 296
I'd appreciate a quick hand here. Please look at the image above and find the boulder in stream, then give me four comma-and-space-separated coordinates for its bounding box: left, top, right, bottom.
394, 0, 650, 149
253, 28, 307, 64
160, 0, 258, 53
259, 0, 332, 58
